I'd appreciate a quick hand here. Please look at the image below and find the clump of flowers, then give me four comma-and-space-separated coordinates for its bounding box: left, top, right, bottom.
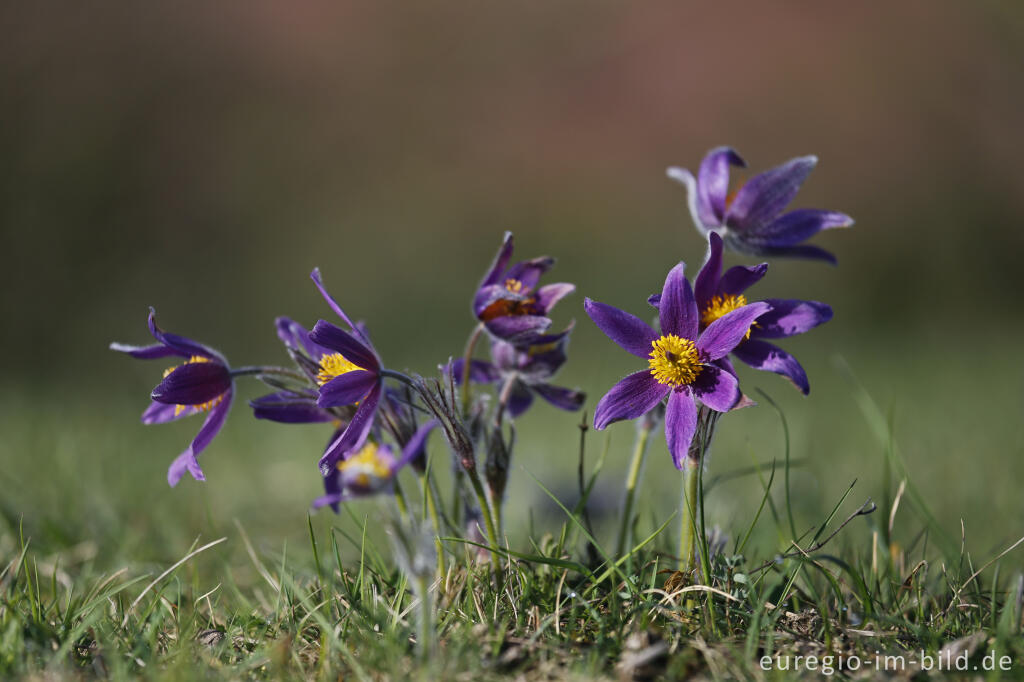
112, 144, 850, 648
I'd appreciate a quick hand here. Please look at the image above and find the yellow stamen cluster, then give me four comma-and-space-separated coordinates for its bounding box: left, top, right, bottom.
161, 356, 224, 415
648, 334, 702, 387
700, 294, 748, 328
504, 278, 525, 294
337, 442, 392, 489
316, 352, 361, 385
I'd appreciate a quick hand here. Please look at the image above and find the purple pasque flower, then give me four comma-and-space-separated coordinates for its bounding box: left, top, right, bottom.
473, 232, 576, 344
312, 420, 437, 511
585, 263, 770, 469
667, 147, 853, 264
110, 308, 234, 486
452, 327, 584, 418
249, 317, 342, 425
305, 269, 386, 476
650, 233, 833, 394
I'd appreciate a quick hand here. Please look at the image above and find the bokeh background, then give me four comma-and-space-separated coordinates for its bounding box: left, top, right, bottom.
3, 2, 1023, 568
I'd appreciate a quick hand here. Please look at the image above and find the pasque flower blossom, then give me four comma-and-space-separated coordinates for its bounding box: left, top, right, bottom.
110, 308, 234, 486
306, 268, 387, 476
650, 233, 832, 394
452, 327, 584, 417
473, 232, 575, 344
312, 420, 437, 510
586, 264, 769, 468
667, 147, 853, 264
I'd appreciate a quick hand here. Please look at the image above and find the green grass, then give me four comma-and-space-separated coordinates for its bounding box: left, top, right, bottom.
3, 353, 1024, 679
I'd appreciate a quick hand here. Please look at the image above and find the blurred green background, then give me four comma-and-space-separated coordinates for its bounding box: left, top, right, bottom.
2, 2, 1023, 568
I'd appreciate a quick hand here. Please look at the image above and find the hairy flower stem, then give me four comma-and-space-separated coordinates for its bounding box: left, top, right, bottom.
415, 573, 436, 659
467, 469, 502, 567
393, 479, 411, 522
459, 323, 486, 415
679, 464, 699, 571
615, 420, 653, 558
420, 473, 446, 582
229, 366, 307, 381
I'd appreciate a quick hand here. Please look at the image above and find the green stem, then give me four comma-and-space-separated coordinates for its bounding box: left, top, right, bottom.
393, 479, 410, 522
421, 473, 446, 582
415, 573, 436, 658
229, 366, 307, 380
680, 463, 699, 571
615, 423, 652, 557
466, 468, 502, 567
459, 323, 486, 415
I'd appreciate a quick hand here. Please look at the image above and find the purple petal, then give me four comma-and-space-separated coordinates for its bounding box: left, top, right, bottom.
726, 155, 817, 231
691, 365, 740, 412
752, 299, 832, 339
110, 342, 183, 360
697, 146, 746, 226
450, 358, 500, 384
533, 383, 585, 411
697, 302, 772, 361
250, 392, 335, 423
534, 282, 575, 314
584, 298, 658, 359
694, 232, 724, 309
732, 339, 810, 394
749, 209, 854, 247
658, 262, 699, 340
505, 256, 555, 290
151, 361, 231, 406
664, 389, 697, 470
310, 268, 357, 329
473, 283, 511, 318
311, 491, 352, 511
507, 382, 535, 418
167, 450, 205, 487
484, 315, 551, 344
718, 263, 768, 297
308, 320, 380, 371
593, 370, 668, 430
318, 383, 381, 475
317, 370, 378, 408
480, 232, 515, 288
394, 420, 439, 471
142, 400, 193, 424
167, 389, 233, 486
147, 309, 225, 362
757, 243, 838, 265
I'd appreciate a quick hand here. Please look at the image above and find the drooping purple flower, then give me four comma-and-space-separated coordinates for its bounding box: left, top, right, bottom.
110, 308, 234, 486
249, 317, 341, 425
452, 327, 584, 418
473, 232, 575, 344
667, 147, 853, 264
305, 269, 386, 476
585, 264, 770, 469
650, 233, 832, 394
312, 420, 437, 511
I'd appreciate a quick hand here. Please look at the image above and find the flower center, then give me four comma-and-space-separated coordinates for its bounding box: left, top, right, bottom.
162, 356, 224, 415
648, 334, 702, 387
701, 294, 747, 328
316, 352, 361, 385
337, 442, 392, 489
504, 278, 525, 294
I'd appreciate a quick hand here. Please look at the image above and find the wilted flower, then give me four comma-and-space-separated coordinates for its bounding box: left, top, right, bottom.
312, 420, 437, 510
452, 327, 584, 417
667, 147, 853, 264
110, 308, 233, 486
585, 263, 769, 468
473, 232, 575, 343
